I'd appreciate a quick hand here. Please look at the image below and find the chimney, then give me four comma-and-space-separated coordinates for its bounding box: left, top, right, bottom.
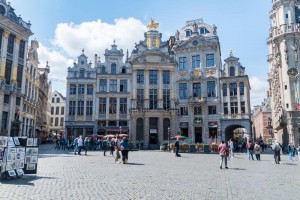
94, 54, 97, 67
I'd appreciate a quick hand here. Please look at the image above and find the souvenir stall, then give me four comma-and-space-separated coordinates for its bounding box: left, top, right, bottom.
0, 137, 39, 179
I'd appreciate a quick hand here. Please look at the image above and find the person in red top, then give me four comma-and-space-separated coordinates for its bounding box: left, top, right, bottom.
218, 140, 228, 169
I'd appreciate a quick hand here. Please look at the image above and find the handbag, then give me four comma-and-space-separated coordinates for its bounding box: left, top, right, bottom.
225, 149, 229, 157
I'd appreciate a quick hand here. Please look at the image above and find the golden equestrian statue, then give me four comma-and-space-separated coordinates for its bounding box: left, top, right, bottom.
147, 18, 159, 30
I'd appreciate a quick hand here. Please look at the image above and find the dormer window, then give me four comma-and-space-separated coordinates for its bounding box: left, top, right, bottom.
185, 29, 192, 37
122, 67, 126, 74
230, 66, 235, 76
111, 63, 116, 74
79, 69, 85, 78
199, 27, 209, 34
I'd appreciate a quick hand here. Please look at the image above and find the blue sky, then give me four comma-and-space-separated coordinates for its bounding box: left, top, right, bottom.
11, 0, 271, 107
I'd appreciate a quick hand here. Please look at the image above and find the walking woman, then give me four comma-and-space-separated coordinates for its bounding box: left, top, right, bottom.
120, 137, 129, 164
254, 142, 261, 160
218, 140, 228, 169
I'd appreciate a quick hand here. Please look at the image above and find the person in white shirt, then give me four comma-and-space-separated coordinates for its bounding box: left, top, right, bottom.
77, 136, 83, 155
115, 135, 121, 163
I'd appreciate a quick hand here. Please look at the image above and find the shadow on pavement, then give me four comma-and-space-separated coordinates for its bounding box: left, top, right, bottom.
282, 162, 298, 166
0, 175, 55, 186
126, 163, 145, 166
229, 168, 246, 170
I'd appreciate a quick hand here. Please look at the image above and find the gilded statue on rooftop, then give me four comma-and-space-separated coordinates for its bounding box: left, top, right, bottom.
147, 18, 159, 30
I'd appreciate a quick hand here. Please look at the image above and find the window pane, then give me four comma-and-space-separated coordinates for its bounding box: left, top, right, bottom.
206, 54, 214, 67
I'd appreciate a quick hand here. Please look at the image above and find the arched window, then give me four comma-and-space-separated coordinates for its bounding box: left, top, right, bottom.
230, 67, 235, 76
240, 82, 244, 95
136, 118, 144, 141
163, 118, 170, 140
111, 63, 116, 74
122, 66, 126, 74
222, 84, 227, 97
185, 29, 192, 37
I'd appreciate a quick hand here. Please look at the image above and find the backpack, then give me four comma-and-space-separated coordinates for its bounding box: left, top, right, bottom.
110, 141, 115, 147
255, 145, 260, 151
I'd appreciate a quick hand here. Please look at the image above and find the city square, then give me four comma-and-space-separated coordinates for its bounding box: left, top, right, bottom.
0, 144, 300, 200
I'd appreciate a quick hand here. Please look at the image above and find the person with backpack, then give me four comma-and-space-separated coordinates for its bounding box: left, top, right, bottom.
254, 142, 261, 160
218, 140, 228, 169
272, 140, 281, 164
114, 135, 121, 163
120, 137, 129, 164
73, 137, 79, 155
246, 140, 254, 160
102, 138, 107, 156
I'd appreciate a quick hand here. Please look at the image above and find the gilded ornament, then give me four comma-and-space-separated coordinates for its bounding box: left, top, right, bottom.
147, 18, 159, 30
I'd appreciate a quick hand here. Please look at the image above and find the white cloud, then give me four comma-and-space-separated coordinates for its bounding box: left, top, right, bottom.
249, 76, 269, 107
52, 18, 147, 60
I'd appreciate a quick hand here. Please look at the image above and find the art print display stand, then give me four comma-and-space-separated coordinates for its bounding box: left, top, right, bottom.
0, 137, 39, 180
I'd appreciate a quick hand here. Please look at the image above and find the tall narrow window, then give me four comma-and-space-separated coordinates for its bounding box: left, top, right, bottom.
180, 107, 188, 115
206, 54, 214, 67
137, 70, 144, 84
120, 80, 127, 92
99, 98, 106, 114
51, 107, 54, 115
179, 83, 188, 99
224, 103, 228, 114
17, 64, 23, 88
230, 67, 235, 76
137, 89, 144, 109
77, 100, 84, 115
56, 107, 59, 115
179, 57, 187, 70
208, 106, 217, 114
194, 107, 202, 115
185, 29, 192, 37
19, 40, 25, 59
79, 70, 85, 78
240, 82, 245, 95
99, 79, 107, 92
60, 117, 64, 126
230, 83, 237, 96
230, 102, 238, 114
5, 60, 12, 84
78, 84, 85, 95
70, 84, 76, 95
7, 34, 15, 54
163, 89, 170, 110
120, 98, 127, 114
163, 71, 170, 84
193, 83, 201, 97
87, 84, 93, 95
207, 81, 216, 97
109, 80, 117, 92
149, 89, 157, 110
111, 63, 116, 74
109, 98, 117, 114
86, 101, 93, 115
61, 107, 64, 115
241, 102, 245, 114
223, 84, 227, 97
55, 117, 59, 126
192, 55, 200, 68
149, 70, 158, 85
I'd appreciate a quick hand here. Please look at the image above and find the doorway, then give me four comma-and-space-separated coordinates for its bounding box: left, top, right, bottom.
149, 117, 158, 144
195, 127, 202, 143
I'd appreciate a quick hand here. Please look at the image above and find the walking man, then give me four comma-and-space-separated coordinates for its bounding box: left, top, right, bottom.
174, 138, 181, 157
102, 138, 107, 156
73, 137, 78, 155
272, 140, 281, 164
77, 136, 83, 155
218, 140, 228, 169
229, 139, 234, 158
115, 135, 121, 163
246, 140, 254, 160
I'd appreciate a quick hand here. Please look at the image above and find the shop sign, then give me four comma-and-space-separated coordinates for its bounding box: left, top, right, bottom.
179, 122, 189, 128
194, 117, 203, 124
208, 121, 218, 128
150, 129, 157, 134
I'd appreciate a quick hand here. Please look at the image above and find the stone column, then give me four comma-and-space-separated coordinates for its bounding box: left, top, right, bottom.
244, 81, 249, 114
227, 83, 230, 114
131, 69, 137, 109
106, 97, 109, 119
170, 69, 175, 109
237, 82, 241, 114
0, 30, 9, 80
158, 117, 163, 145
144, 69, 149, 109
220, 83, 224, 114
158, 69, 163, 109
144, 117, 149, 148
131, 117, 136, 144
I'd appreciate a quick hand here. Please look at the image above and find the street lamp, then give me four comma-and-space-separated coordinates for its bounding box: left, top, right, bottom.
168, 127, 170, 151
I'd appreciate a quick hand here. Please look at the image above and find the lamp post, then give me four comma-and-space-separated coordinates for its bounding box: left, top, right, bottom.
168, 127, 170, 151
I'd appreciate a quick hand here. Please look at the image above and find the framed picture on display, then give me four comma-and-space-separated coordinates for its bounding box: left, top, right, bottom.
13, 137, 20, 146
26, 138, 33, 146
8, 148, 16, 153
6, 162, 12, 170
25, 156, 31, 164
26, 164, 36, 171
17, 147, 25, 152
33, 138, 38, 146
8, 170, 16, 177
6, 153, 13, 161
0, 137, 8, 147
16, 168, 24, 176
31, 156, 38, 164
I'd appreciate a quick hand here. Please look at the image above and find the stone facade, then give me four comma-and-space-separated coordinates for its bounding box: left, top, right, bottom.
49, 90, 66, 138
0, 0, 32, 136
267, 0, 300, 146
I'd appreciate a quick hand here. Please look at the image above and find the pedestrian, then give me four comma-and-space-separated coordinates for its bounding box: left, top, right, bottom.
110, 138, 115, 156
229, 139, 234, 158
174, 138, 181, 157
55, 138, 60, 150
218, 140, 228, 169
73, 137, 79, 155
84, 137, 89, 156
272, 140, 281, 164
246, 140, 254, 160
60, 138, 65, 150
120, 137, 129, 164
77, 135, 83, 155
114, 135, 121, 163
254, 142, 261, 160
102, 138, 107, 156
297, 144, 300, 161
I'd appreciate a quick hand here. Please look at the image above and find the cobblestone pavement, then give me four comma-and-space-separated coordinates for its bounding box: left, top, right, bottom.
0, 144, 299, 200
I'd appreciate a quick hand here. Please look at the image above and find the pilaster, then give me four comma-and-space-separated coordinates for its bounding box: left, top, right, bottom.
0, 30, 9, 80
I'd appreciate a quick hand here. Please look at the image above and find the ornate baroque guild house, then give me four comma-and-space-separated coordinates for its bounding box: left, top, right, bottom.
0, 0, 33, 136
268, 0, 300, 146
49, 90, 66, 137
